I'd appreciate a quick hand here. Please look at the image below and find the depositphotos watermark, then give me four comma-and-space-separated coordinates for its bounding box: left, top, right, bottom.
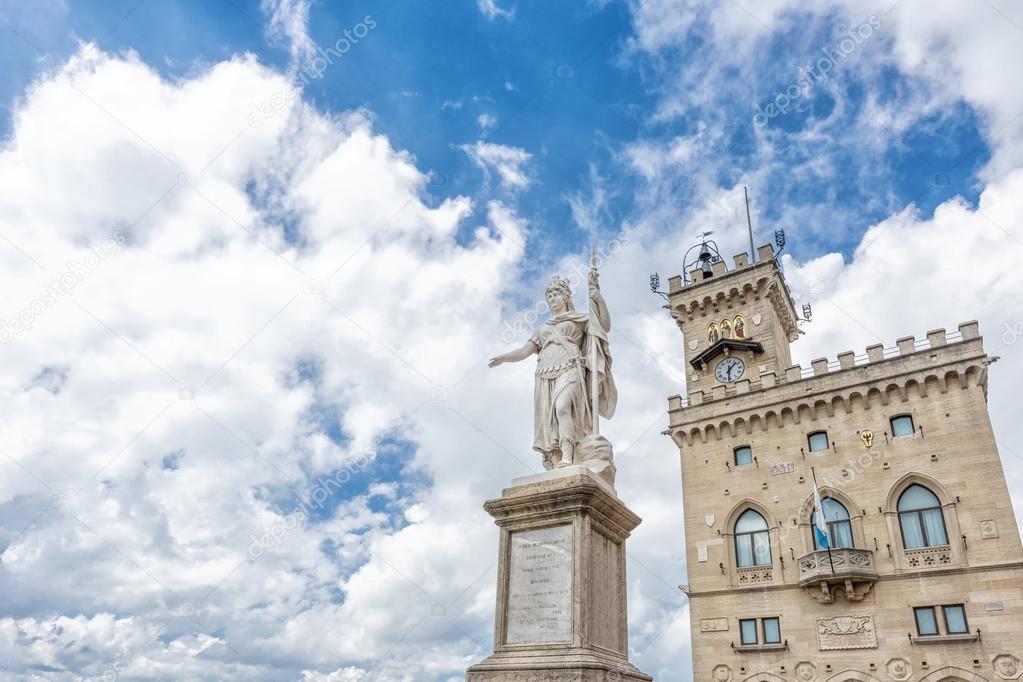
1, 231, 125, 343
753, 16, 881, 127
248, 452, 373, 558
499, 231, 630, 344
248, 15, 377, 128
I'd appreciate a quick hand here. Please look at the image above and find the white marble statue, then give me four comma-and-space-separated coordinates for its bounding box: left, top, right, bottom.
489, 259, 617, 478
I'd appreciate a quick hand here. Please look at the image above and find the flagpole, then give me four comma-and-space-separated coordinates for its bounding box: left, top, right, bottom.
811, 467, 836, 574
589, 246, 600, 437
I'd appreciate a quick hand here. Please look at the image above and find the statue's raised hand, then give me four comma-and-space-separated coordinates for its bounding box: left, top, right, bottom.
588, 268, 599, 297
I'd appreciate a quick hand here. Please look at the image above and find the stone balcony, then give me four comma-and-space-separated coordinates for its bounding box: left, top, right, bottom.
797, 548, 878, 603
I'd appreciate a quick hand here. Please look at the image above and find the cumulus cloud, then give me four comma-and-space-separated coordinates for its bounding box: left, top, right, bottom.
2, 2, 1022, 680
460, 141, 532, 191
0, 44, 529, 680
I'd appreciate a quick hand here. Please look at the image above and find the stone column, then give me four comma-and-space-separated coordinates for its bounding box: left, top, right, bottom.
466, 466, 653, 682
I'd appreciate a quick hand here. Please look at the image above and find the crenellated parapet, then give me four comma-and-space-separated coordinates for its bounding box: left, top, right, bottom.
666, 321, 993, 447
667, 255, 800, 343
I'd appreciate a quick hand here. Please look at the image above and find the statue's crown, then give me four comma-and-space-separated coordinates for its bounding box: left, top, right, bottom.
546, 276, 573, 298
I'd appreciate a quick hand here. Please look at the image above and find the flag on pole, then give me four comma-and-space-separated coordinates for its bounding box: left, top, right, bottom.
813, 477, 831, 551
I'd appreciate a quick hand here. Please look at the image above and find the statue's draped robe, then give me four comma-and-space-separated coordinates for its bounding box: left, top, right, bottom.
529, 311, 617, 460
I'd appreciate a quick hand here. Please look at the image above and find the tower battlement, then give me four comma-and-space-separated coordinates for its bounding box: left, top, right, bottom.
668, 320, 984, 417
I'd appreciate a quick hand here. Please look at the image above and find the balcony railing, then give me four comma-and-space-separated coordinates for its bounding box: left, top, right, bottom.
797, 548, 878, 602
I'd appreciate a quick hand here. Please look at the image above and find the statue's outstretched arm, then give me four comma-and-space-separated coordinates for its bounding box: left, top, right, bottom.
488, 341, 538, 367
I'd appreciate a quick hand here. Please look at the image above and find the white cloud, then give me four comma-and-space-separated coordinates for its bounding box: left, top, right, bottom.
460, 141, 532, 191
3, 3, 1023, 680
476, 112, 497, 132
262, 0, 317, 70
0, 44, 530, 680
476, 0, 515, 21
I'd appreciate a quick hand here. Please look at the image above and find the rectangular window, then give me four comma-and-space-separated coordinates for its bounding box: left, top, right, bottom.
807, 431, 829, 452
739, 619, 758, 645
943, 605, 968, 634
914, 606, 939, 636
734, 446, 753, 466
891, 415, 915, 437
762, 617, 781, 644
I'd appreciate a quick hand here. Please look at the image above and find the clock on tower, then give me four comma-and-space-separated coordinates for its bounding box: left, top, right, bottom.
665, 239, 799, 394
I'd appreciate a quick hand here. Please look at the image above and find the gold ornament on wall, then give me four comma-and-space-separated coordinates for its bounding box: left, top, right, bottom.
859, 430, 874, 448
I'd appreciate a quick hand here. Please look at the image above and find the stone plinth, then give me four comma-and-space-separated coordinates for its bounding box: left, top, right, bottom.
466, 466, 653, 682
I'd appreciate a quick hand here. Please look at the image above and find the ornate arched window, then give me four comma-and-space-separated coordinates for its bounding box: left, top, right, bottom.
811, 498, 853, 549
898, 485, 948, 549
708, 323, 719, 344
733, 315, 746, 338
734, 509, 771, 567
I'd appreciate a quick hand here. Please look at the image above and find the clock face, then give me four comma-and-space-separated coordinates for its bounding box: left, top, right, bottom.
715, 357, 745, 383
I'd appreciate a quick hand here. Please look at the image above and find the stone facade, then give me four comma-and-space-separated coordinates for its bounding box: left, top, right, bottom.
665, 246, 1023, 680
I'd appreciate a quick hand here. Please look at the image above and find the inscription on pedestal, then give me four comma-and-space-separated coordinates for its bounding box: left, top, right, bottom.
505, 524, 573, 644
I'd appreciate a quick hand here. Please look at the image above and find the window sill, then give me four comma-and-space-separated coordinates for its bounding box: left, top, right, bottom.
891, 432, 920, 441
734, 643, 787, 653
910, 634, 978, 645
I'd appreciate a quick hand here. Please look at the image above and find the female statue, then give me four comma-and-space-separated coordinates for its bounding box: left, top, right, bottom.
489, 269, 616, 471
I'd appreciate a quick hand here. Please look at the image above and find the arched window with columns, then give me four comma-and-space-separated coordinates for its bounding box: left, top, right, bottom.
734, 509, 771, 567
812, 498, 853, 550
898, 484, 949, 549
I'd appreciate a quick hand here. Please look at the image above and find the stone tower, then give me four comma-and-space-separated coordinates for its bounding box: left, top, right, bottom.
665, 244, 1023, 681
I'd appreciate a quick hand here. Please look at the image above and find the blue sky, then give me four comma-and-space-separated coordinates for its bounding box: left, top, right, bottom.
1, 1, 1022, 680
1, 0, 992, 266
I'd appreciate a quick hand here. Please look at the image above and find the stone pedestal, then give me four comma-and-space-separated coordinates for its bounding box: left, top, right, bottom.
466, 466, 653, 682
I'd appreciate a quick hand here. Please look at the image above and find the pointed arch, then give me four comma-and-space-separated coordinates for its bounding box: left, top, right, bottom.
825, 672, 883, 682
885, 472, 954, 512
798, 485, 859, 524
916, 667, 988, 682
742, 674, 787, 682
724, 497, 777, 530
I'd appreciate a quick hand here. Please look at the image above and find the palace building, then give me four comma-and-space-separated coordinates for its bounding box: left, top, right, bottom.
664, 243, 1023, 681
